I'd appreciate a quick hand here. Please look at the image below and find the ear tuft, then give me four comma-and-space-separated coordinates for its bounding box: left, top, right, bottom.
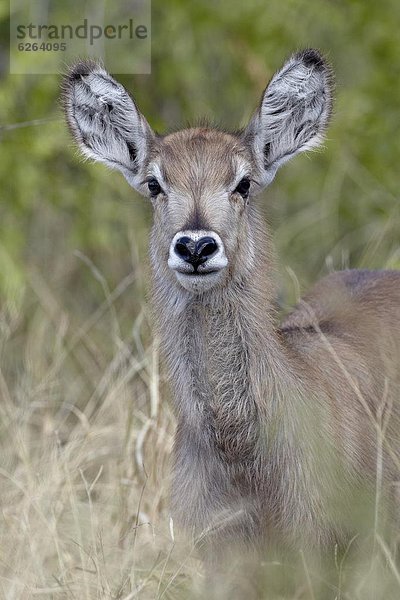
67, 60, 99, 80
297, 48, 326, 70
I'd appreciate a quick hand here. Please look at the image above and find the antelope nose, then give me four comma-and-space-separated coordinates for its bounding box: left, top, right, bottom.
174, 236, 219, 266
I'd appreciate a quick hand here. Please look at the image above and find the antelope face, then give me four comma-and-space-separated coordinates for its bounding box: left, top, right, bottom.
62, 50, 332, 294
147, 128, 255, 293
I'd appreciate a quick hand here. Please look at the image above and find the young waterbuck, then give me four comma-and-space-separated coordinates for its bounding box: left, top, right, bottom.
62, 49, 400, 582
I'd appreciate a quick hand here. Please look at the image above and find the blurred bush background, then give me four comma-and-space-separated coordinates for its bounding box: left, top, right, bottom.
2, 0, 400, 314
1, 0, 400, 598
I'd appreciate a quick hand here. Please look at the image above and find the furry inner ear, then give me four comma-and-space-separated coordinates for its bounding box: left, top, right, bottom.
61, 61, 155, 192
244, 49, 334, 187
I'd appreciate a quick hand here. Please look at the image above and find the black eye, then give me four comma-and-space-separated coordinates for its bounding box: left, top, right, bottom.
235, 177, 250, 198
147, 178, 162, 197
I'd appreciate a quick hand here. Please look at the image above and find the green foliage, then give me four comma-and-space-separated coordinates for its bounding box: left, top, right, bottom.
1, 0, 400, 307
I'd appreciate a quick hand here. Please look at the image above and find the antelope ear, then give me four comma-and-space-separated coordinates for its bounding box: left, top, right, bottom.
244, 49, 333, 187
61, 61, 155, 193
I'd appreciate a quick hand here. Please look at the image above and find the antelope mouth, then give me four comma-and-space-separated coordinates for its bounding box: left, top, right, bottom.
174, 268, 225, 292
175, 267, 221, 277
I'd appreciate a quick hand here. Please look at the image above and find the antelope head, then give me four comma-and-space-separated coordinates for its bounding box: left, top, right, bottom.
62, 49, 333, 294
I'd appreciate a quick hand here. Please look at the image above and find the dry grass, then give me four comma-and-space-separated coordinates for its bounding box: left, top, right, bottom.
1, 252, 400, 599
0, 259, 200, 599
